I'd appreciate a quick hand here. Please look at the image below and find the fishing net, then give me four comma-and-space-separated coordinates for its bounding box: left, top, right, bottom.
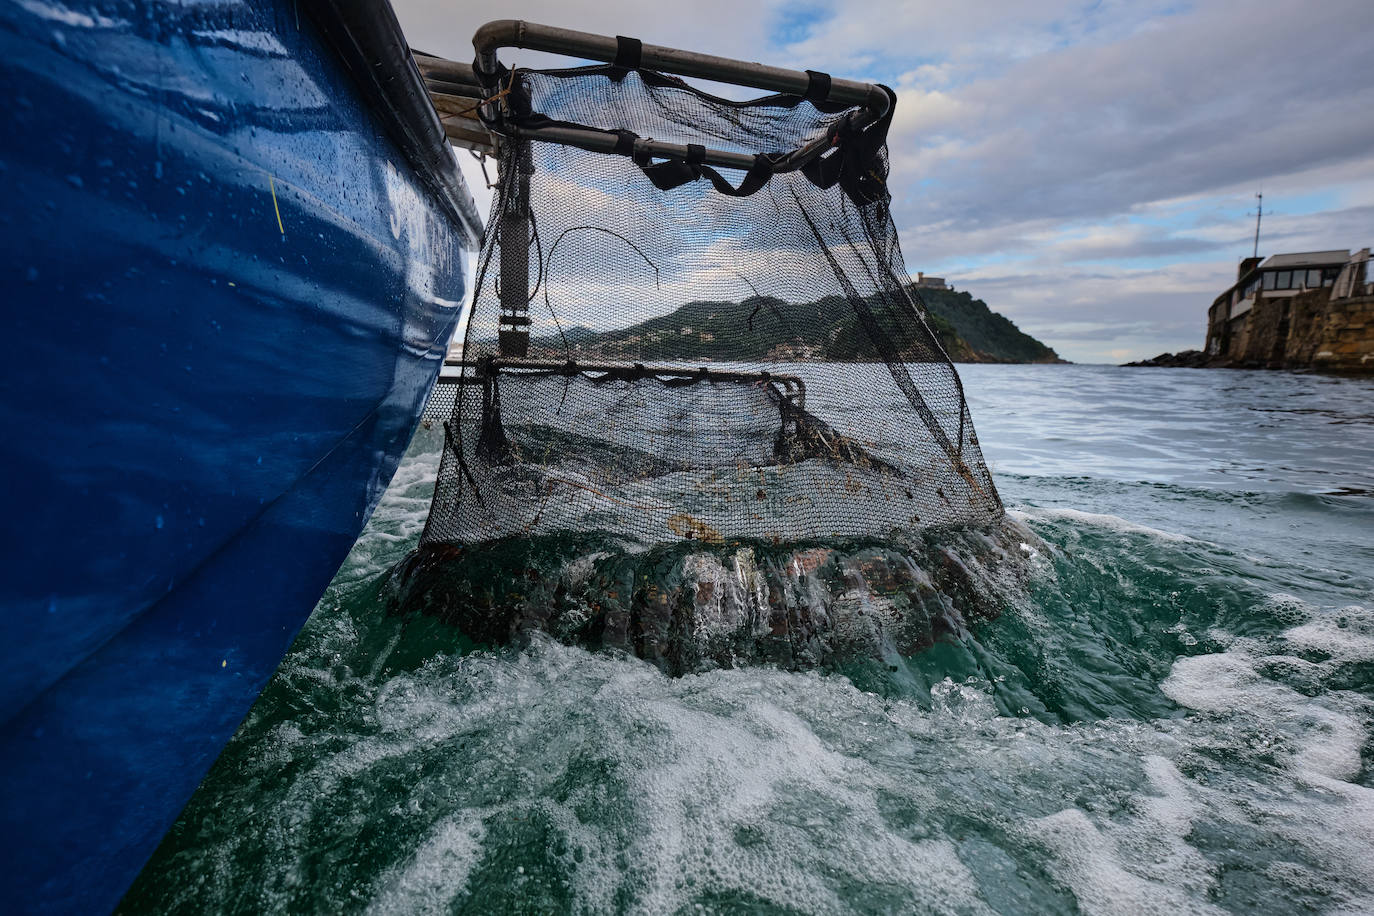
422, 63, 1002, 548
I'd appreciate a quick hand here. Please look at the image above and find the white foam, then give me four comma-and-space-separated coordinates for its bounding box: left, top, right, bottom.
1033, 807, 1225, 916
1284, 604, 1374, 664
152, 624, 1374, 913
366, 813, 486, 915
1151, 607, 1374, 906
1015, 507, 1196, 542
1163, 651, 1367, 782
538, 657, 996, 915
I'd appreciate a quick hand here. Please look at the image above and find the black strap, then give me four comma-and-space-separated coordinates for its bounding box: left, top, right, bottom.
608, 35, 642, 81
801, 84, 896, 205
728, 155, 775, 197
502, 76, 894, 203
802, 129, 844, 190
633, 150, 775, 197
522, 114, 770, 196
633, 147, 698, 192
804, 69, 832, 103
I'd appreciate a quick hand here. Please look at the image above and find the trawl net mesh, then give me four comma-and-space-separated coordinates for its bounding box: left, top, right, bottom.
423, 64, 1002, 547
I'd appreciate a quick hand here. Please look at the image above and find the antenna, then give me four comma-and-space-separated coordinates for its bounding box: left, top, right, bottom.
1253, 192, 1262, 259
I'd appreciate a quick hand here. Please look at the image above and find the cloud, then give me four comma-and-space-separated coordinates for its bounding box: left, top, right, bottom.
860, 0, 1374, 237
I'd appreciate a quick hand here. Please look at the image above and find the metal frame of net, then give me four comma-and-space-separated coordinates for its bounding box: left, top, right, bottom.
422, 51, 1002, 549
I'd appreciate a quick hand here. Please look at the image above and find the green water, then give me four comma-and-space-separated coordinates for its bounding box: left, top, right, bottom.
124, 365, 1374, 914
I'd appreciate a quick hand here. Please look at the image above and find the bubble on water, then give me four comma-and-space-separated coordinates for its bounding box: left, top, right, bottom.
1164, 622, 1199, 646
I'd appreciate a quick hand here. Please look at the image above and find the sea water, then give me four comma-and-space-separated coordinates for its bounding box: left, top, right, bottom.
122, 364, 1374, 914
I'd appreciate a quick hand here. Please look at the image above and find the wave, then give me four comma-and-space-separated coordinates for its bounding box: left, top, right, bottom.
120, 422, 1374, 914
125, 593, 1374, 913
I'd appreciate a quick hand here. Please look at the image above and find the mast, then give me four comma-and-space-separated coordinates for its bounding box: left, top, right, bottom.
1253, 192, 1262, 259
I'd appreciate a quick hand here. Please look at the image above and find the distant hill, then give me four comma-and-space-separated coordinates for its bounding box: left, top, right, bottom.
913, 287, 1065, 363
511, 285, 1063, 364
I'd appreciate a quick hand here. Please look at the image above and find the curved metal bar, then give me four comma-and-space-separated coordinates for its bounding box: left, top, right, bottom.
472, 19, 889, 120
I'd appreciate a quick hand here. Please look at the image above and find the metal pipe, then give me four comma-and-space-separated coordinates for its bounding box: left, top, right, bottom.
515, 124, 760, 171
472, 19, 888, 119
414, 54, 483, 91
514, 109, 854, 173
440, 357, 806, 406
439, 120, 496, 154
423, 76, 484, 99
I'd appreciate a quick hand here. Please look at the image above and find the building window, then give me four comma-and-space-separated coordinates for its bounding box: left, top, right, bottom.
1275, 270, 1292, 289
1263, 272, 1276, 290
1306, 269, 1322, 288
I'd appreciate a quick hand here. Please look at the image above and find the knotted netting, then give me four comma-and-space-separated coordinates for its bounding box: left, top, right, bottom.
422, 63, 1002, 548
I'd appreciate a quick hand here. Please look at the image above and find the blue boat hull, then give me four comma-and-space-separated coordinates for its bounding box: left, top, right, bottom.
0, 0, 476, 910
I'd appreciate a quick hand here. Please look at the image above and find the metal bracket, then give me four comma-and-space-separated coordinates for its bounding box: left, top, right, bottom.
414, 21, 890, 170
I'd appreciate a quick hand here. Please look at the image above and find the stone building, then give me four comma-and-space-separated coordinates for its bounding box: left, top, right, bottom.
1203, 249, 1372, 371
913, 271, 948, 290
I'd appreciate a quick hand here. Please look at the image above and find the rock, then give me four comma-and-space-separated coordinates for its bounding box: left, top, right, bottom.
1122, 349, 1210, 368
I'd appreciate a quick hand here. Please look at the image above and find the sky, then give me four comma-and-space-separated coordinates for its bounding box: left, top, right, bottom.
396, 0, 1374, 363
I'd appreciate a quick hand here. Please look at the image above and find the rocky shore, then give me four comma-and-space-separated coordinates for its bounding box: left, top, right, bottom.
1123, 350, 1211, 368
